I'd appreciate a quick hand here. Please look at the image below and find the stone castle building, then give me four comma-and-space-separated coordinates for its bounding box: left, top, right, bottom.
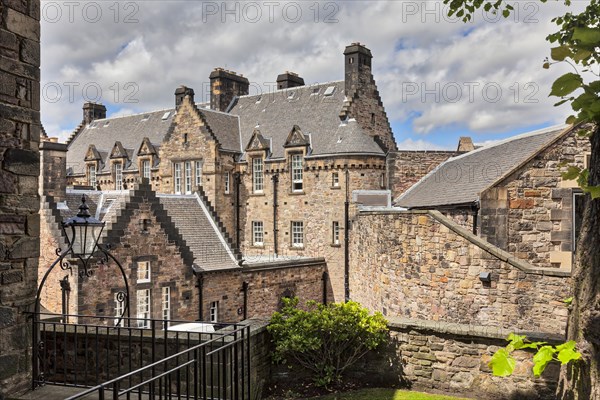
55, 42, 459, 307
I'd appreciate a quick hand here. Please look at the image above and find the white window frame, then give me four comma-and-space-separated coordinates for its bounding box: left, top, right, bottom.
224, 172, 230, 194
142, 159, 151, 179
137, 261, 150, 283
253, 221, 264, 246
114, 293, 124, 327
136, 289, 151, 329
291, 221, 304, 248
162, 286, 171, 325
195, 160, 203, 189
185, 161, 192, 194
209, 301, 219, 323
114, 162, 123, 190
253, 158, 264, 193
88, 164, 96, 188
332, 221, 340, 245
174, 163, 182, 194
291, 154, 303, 192
332, 172, 339, 187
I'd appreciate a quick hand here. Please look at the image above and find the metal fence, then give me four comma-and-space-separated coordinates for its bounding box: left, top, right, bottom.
29, 313, 251, 399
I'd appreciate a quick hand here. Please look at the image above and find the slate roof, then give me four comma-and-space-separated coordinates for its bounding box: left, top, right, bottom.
229, 81, 385, 159
59, 189, 238, 271
395, 125, 570, 208
158, 195, 238, 271
66, 107, 240, 175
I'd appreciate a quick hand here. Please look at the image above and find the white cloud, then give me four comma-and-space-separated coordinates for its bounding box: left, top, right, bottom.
396, 138, 450, 151
40, 0, 585, 143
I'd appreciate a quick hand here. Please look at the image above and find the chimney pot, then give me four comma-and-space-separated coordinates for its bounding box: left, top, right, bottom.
276, 71, 305, 90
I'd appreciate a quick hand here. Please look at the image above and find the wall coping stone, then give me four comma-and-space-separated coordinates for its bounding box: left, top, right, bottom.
386, 316, 565, 343
357, 208, 571, 277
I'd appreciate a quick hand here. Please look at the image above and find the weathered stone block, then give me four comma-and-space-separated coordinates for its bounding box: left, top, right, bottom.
6, 9, 40, 41
19, 38, 39, 66
9, 236, 38, 259
3, 148, 39, 176
0, 307, 15, 328
0, 354, 19, 380
2, 269, 23, 284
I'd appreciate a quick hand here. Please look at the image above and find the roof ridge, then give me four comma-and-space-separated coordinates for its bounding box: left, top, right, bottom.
236, 80, 344, 99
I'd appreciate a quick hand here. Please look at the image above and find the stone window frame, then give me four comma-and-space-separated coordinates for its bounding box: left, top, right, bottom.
139, 158, 151, 180
252, 157, 264, 193
86, 162, 97, 188
332, 172, 340, 189
332, 221, 341, 246
290, 153, 304, 193
113, 161, 123, 191
291, 221, 304, 249
224, 171, 230, 194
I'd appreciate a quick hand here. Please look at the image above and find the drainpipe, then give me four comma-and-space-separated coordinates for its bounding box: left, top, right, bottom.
241, 281, 249, 320
195, 273, 204, 321
472, 201, 480, 235
322, 271, 328, 304
60, 276, 71, 323
272, 174, 279, 256
234, 172, 241, 249
344, 168, 350, 302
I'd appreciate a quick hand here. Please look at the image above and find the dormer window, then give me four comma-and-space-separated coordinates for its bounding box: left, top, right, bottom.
142, 160, 151, 179
291, 154, 303, 192
114, 162, 123, 190
88, 164, 97, 188
253, 158, 264, 193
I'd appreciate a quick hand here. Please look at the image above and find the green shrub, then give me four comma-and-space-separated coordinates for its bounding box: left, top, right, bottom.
267, 297, 389, 387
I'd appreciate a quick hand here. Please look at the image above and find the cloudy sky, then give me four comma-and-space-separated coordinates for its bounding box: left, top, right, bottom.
41, 0, 583, 149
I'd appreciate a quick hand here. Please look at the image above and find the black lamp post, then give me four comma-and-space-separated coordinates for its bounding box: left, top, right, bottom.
33, 195, 131, 388
61, 195, 105, 274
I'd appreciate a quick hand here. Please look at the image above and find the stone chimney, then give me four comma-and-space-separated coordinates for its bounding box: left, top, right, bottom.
276, 71, 305, 89
343, 42, 373, 97
209, 68, 249, 112
457, 136, 475, 152
83, 102, 106, 124
175, 85, 195, 109
39, 139, 68, 202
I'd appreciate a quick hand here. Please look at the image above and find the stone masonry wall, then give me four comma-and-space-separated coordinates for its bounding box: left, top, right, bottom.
350, 209, 571, 335
200, 259, 329, 323
0, 0, 40, 395
481, 128, 591, 269
389, 151, 456, 199
240, 157, 386, 302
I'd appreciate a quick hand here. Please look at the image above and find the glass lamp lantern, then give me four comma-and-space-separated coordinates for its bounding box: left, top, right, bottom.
62, 195, 105, 260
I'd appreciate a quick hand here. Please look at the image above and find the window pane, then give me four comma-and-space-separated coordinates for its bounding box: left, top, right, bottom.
89, 165, 96, 188
253, 158, 263, 192
136, 289, 150, 328
162, 287, 170, 325
210, 301, 218, 323
185, 161, 192, 194
137, 261, 150, 282
292, 221, 303, 247
332, 172, 339, 187
115, 163, 122, 190
225, 172, 230, 194
253, 221, 264, 245
333, 221, 340, 245
292, 154, 303, 191
196, 161, 202, 188
143, 160, 151, 179
174, 163, 182, 194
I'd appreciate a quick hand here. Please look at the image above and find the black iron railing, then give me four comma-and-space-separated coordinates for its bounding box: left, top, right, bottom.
28, 313, 251, 399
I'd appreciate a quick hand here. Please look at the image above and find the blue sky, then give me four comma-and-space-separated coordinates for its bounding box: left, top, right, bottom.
41, 1, 581, 150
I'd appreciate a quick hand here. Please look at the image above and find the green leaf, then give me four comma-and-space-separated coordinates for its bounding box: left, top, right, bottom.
551, 73, 583, 97
566, 115, 579, 125
562, 166, 582, 180
551, 46, 572, 61
533, 346, 555, 377
563, 297, 573, 305
587, 185, 600, 199
556, 341, 582, 364
573, 27, 600, 45
489, 348, 516, 377
573, 49, 593, 62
